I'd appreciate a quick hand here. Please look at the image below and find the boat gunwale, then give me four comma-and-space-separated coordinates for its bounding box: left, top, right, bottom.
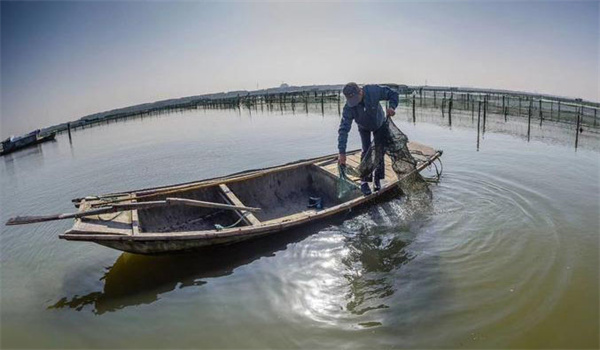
72, 141, 437, 204
71, 149, 361, 204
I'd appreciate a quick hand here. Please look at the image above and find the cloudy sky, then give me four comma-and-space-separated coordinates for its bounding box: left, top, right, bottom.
1, 1, 598, 138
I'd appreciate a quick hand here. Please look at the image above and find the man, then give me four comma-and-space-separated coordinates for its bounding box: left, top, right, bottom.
338, 82, 399, 196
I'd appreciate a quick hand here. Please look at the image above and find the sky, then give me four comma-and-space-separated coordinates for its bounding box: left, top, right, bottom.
1, 1, 598, 138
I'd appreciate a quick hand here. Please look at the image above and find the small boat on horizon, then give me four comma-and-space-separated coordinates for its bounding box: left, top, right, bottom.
0, 129, 57, 156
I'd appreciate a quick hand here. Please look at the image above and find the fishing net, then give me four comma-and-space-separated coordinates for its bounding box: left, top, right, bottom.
337, 164, 357, 199
357, 118, 430, 198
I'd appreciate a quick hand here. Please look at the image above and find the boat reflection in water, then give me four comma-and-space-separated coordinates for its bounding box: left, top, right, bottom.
49, 200, 423, 319
49, 218, 344, 315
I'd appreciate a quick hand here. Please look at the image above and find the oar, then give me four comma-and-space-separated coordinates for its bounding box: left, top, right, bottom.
164, 197, 260, 212
5, 198, 261, 226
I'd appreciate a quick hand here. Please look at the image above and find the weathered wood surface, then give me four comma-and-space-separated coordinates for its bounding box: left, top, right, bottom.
218, 184, 261, 226
165, 197, 260, 212
61, 143, 442, 254
74, 152, 342, 207
7, 197, 257, 226
71, 199, 133, 236
75, 142, 435, 207
316, 141, 436, 184
131, 195, 140, 235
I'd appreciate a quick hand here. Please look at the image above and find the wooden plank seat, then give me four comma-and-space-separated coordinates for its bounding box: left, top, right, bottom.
218, 184, 261, 226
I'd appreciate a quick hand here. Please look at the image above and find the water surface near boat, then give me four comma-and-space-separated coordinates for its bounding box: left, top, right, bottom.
1, 104, 598, 348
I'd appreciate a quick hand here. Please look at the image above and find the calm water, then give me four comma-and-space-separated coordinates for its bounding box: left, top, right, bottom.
1, 103, 598, 348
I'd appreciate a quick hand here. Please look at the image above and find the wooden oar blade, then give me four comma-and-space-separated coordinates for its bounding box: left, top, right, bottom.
6, 214, 62, 225
4, 206, 116, 226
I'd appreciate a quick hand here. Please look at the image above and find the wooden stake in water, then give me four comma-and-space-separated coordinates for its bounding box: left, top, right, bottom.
441, 93, 446, 116
305, 92, 309, 114
527, 100, 532, 141
448, 95, 453, 126
539, 99, 543, 126
483, 95, 487, 134
477, 101, 481, 151
412, 93, 416, 123
575, 106, 581, 149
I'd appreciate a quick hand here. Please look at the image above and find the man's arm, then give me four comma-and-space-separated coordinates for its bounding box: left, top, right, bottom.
376, 85, 399, 117
377, 85, 399, 109
337, 106, 354, 162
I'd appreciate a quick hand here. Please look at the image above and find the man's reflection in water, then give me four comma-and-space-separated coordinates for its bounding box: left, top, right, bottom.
343, 230, 413, 316
339, 199, 427, 317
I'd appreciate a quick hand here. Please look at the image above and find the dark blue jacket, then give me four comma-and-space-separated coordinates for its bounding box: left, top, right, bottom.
337, 84, 399, 154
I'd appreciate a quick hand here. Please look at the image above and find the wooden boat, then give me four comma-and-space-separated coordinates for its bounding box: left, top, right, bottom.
0, 130, 57, 156
42, 142, 440, 254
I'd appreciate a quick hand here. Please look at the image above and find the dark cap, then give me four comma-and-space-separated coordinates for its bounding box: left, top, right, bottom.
343, 82, 362, 107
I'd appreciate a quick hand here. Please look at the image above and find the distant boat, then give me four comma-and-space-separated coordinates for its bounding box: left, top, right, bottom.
6, 143, 442, 255
0, 130, 56, 156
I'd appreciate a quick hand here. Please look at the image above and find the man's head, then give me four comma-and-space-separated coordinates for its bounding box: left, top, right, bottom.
343, 82, 363, 107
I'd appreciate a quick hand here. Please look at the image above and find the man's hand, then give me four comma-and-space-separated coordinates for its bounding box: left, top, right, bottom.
338, 153, 346, 165
386, 108, 396, 118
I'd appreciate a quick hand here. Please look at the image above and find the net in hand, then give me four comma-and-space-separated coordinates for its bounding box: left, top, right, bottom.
357, 118, 430, 197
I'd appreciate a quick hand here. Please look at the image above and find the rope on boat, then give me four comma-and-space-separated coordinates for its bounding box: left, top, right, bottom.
87, 196, 124, 208
96, 211, 124, 222
161, 210, 226, 232
214, 214, 246, 231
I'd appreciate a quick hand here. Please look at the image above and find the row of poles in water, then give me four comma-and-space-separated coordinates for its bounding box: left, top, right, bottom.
406, 89, 594, 149
62, 87, 597, 149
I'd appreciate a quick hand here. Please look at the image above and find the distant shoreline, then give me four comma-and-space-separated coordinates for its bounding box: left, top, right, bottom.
8, 83, 599, 140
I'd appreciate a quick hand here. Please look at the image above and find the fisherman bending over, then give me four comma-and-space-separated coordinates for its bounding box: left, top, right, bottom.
338, 82, 399, 196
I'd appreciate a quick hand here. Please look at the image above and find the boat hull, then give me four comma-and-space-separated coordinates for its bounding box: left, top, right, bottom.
66, 186, 401, 254
60, 144, 442, 255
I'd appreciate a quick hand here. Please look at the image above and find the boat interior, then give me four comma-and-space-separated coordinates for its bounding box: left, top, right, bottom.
137, 162, 364, 233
